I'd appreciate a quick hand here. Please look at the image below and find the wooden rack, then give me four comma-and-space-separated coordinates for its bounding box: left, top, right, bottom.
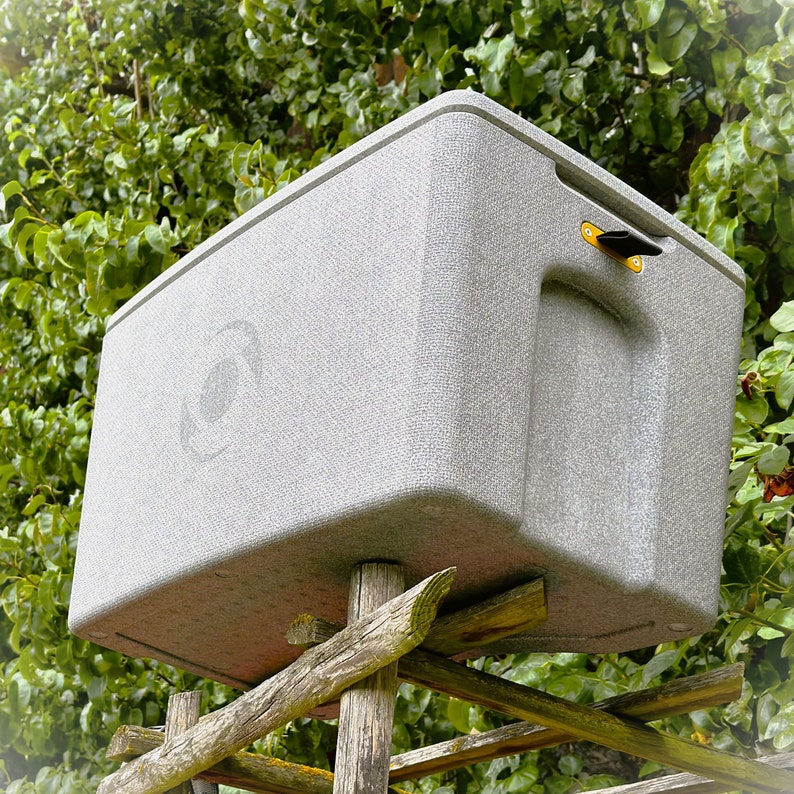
99, 565, 794, 794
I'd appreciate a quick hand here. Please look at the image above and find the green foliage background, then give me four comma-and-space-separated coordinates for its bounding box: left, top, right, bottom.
0, 0, 792, 791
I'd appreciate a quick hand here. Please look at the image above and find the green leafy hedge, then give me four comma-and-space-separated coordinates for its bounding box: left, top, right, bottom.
0, 1, 792, 791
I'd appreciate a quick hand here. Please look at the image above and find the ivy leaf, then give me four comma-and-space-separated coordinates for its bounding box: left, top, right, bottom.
447, 698, 473, 734
743, 157, 777, 205
765, 417, 794, 434
572, 45, 596, 69
0, 179, 23, 213
723, 536, 763, 585
707, 216, 738, 258
562, 70, 585, 104
641, 649, 678, 686
636, 0, 664, 30
22, 493, 47, 516
724, 123, 749, 165
749, 117, 789, 155
765, 702, 794, 749
774, 193, 794, 243
658, 116, 684, 152
143, 223, 168, 254
544, 774, 574, 794
775, 368, 794, 410
712, 47, 743, 86
448, 3, 474, 35
734, 393, 768, 425
757, 444, 789, 476
14, 220, 39, 266
508, 61, 523, 104
647, 45, 673, 76
659, 22, 697, 62
770, 301, 794, 332
13, 279, 36, 310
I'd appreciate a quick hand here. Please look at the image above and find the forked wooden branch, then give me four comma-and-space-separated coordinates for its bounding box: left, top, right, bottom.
96, 567, 455, 794
105, 663, 745, 792
423, 578, 546, 655
286, 578, 547, 659
399, 650, 794, 794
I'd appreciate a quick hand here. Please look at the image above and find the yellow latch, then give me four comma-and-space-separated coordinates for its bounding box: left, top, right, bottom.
581, 222, 649, 273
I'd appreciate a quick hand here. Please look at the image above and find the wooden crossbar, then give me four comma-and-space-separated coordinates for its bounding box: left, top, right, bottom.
583, 750, 794, 793
388, 662, 745, 781
107, 730, 333, 794
106, 664, 745, 792
288, 598, 794, 794
100, 571, 794, 794
399, 650, 794, 794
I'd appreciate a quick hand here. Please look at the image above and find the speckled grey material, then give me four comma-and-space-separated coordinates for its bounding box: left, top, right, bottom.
69, 91, 745, 689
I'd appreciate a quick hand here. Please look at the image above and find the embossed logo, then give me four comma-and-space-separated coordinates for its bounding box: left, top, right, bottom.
180, 320, 263, 462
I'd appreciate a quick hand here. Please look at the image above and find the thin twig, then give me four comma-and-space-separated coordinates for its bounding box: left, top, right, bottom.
133, 59, 144, 120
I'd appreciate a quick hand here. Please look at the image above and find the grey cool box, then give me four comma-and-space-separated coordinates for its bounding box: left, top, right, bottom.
70, 91, 745, 689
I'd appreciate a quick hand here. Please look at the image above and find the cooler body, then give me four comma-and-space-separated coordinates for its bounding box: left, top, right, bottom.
69, 92, 745, 688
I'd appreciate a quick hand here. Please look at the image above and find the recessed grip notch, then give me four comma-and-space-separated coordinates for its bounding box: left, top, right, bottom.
596, 230, 663, 259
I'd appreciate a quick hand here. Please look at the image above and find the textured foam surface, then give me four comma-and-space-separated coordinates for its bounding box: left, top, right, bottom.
69, 91, 745, 688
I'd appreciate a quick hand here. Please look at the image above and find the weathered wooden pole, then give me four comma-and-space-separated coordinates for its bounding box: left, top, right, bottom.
163, 692, 205, 794
97, 567, 455, 794
333, 563, 404, 793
